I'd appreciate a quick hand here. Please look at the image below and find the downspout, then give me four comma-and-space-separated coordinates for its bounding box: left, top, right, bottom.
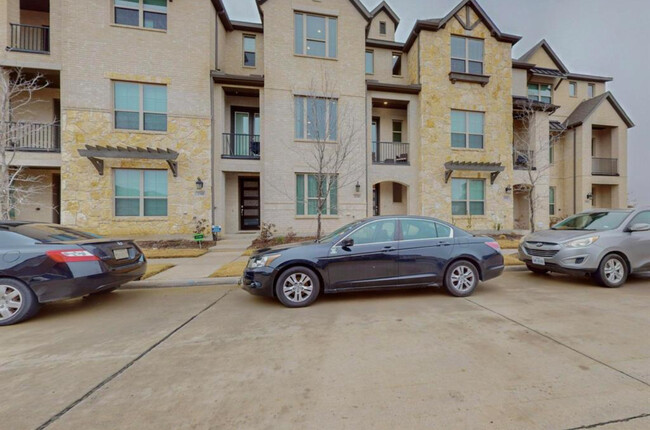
573, 129, 576, 214
210, 76, 215, 227
365, 89, 369, 217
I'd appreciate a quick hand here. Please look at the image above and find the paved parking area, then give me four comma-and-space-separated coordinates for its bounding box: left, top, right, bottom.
1, 271, 649, 430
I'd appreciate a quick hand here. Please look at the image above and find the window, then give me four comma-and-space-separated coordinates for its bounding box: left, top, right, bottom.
294, 12, 337, 59
296, 174, 337, 216
294, 96, 337, 141
400, 219, 452, 241
379, 21, 387, 35
451, 36, 484, 75
588, 83, 595, 98
452, 179, 485, 216
243, 35, 256, 67
569, 81, 577, 97
549, 141, 554, 164
114, 169, 168, 217
392, 120, 403, 143
528, 83, 552, 103
392, 53, 402, 76
347, 219, 396, 245
549, 187, 556, 215
114, 0, 167, 30
392, 183, 402, 203
451, 110, 484, 149
365, 50, 374, 74
114, 82, 167, 131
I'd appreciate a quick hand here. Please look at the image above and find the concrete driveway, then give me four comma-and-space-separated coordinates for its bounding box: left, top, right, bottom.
1, 271, 649, 430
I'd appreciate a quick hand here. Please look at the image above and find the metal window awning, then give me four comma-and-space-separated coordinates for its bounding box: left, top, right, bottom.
78, 145, 179, 177
444, 161, 505, 184
549, 120, 566, 132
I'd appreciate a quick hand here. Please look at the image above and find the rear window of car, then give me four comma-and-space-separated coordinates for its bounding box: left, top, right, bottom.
10, 225, 102, 243
0, 230, 37, 245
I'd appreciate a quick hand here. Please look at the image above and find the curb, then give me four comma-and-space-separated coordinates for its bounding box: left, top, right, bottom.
122, 277, 240, 290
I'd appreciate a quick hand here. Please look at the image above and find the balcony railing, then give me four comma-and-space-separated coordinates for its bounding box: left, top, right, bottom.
513, 149, 535, 170
372, 142, 409, 165
8, 23, 50, 54
222, 133, 260, 159
4, 122, 60, 152
592, 157, 618, 176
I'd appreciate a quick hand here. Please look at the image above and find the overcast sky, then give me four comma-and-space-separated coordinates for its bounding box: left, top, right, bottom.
223, 0, 650, 206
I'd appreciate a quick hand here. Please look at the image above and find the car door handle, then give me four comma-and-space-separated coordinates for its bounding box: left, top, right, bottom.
383, 246, 395, 252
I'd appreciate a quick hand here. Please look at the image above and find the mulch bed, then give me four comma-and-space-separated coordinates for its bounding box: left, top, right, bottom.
136, 239, 218, 249
251, 236, 316, 249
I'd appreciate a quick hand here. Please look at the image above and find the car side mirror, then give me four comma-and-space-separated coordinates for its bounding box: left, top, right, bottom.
340, 238, 354, 248
628, 223, 650, 232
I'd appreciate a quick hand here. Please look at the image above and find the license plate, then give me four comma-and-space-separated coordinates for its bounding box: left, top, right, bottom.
113, 248, 130, 260
532, 256, 545, 266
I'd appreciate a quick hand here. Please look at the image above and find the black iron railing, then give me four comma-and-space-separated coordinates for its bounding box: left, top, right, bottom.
592, 157, 618, 176
372, 142, 409, 165
222, 133, 260, 158
513, 149, 535, 170
4, 122, 60, 152
9, 23, 50, 54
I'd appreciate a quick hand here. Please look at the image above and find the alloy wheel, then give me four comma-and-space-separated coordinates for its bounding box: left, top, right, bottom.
604, 258, 625, 285
282, 273, 314, 303
450, 265, 476, 292
0, 285, 23, 321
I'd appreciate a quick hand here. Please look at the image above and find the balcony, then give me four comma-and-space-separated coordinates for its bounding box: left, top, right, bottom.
5, 122, 60, 152
513, 149, 535, 170
592, 157, 618, 176
372, 142, 409, 165
222, 133, 260, 159
8, 23, 50, 54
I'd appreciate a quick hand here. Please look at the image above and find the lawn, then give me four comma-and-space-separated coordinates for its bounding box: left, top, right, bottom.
211, 260, 248, 278
143, 249, 208, 259
142, 264, 175, 280
503, 254, 525, 266
497, 239, 521, 249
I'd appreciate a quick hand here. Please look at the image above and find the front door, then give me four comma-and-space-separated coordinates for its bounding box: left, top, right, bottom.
232, 107, 260, 157
239, 177, 260, 231
325, 219, 399, 290
52, 173, 61, 224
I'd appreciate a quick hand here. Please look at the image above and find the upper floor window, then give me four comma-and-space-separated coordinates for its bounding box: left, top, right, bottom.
452, 178, 485, 216
528, 83, 552, 103
294, 13, 337, 59
379, 21, 387, 35
392, 53, 402, 76
588, 83, 595, 98
115, 169, 168, 217
392, 120, 403, 143
365, 50, 374, 74
114, 81, 167, 132
451, 110, 484, 149
569, 81, 577, 97
294, 96, 338, 141
243, 35, 256, 67
451, 35, 483, 75
114, 0, 167, 30
549, 141, 554, 164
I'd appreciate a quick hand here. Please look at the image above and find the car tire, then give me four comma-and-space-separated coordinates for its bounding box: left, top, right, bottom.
526, 264, 548, 275
0, 278, 40, 326
275, 267, 320, 308
593, 254, 628, 288
444, 260, 479, 297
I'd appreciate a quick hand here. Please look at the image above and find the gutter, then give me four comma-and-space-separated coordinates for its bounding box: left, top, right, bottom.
573, 129, 577, 214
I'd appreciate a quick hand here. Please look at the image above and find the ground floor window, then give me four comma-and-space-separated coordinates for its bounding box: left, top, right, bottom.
114, 169, 168, 217
296, 174, 337, 216
451, 178, 485, 216
549, 186, 556, 215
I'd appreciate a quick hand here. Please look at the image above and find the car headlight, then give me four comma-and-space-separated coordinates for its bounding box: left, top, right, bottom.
565, 236, 599, 248
248, 254, 281, 268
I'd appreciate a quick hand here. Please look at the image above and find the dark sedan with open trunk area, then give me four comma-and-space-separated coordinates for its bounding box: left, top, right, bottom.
0, 222, 146, 325
242, 216, 504, 307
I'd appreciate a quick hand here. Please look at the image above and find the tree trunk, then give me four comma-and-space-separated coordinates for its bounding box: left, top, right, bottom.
528, 186, 536, 233
316, 212, 322, 240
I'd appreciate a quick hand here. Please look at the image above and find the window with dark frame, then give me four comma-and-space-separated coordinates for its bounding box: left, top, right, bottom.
114, 81, 167, 132
392, 182, 402, 203
549, 187, 556, 215
569, 81, 577, 97
114, 169, 168, 217
243, 35, 256, 67
392, 52, 402, 76
296, 174, 338, 216
451, 110, 484, 149
528, 83, 552, 103
114, 0, 167, 30
365, 50, 374, 74
392, 120, 403, 143
588, 83, 595, 98
294, 96, 338, 141
451, 35, 484, 75
379, 21, 387, 35
294, 12, 337, 59
451, 178, 485, 216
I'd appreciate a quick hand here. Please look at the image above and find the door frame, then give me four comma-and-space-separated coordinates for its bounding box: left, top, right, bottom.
238, 176, 260, 231
230, 106, 260, 136
371, 116, 380, 163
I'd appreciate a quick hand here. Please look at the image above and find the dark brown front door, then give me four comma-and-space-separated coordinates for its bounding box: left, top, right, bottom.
52, 173, 61, 224
239, 177, 260, 231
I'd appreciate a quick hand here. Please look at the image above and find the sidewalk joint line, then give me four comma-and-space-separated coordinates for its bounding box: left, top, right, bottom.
35, 289, 233, 430
564, 412, 650, 429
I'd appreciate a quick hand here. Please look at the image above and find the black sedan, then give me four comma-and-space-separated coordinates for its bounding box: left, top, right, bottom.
0, 222, 146, 326
242, 216, 504, 307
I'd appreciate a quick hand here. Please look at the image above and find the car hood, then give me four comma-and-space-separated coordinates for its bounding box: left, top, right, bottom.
524, 229, 596, 244
254, 240, 319, 256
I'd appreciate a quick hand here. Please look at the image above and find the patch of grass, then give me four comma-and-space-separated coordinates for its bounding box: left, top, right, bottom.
142, 264, 175, 280
504, 254, 525, 266
210, 260, 248, 278
143, 248, 208, 259
497, 239, 521, 249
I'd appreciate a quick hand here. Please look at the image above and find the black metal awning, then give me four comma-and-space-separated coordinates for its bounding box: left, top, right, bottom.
530, 67, 566, 78
78, 145, 179, 177
444, 161, 505, 184
549, 120, 566, 132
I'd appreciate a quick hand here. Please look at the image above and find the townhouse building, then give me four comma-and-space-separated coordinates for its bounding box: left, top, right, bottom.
2, 0, 633, 236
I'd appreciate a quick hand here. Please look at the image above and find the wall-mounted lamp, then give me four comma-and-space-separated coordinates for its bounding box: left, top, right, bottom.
355, 181, 361, 193
586, 192, 593, 200
196, 177, 204, 191
505, 185, 512, 194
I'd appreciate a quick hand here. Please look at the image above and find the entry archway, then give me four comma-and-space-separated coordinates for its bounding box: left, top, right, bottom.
372, 181, 408, 216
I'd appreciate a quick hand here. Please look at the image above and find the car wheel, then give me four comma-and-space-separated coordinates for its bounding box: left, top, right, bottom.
593, 254, 628, 288
526, 264, 548, 275
0, 278, 40, 326
444, 261, 479, 297
275, 267, 320, 308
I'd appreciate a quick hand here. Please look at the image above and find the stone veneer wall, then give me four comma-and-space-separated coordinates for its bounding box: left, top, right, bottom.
61, 110, 211, 236
418, 18, 515, 231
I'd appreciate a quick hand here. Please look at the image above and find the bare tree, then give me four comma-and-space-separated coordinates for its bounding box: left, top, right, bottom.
512, 98, 565, 232
0, 68, 53, 220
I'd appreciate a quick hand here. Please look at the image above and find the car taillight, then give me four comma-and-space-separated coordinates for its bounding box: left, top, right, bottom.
485, 241, 501, 252
46, 250, 100, 263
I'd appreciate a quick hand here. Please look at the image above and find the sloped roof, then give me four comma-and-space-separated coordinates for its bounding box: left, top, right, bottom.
565, 92, 635, 129
211, 0, 233, 31
257, 0, 371, 21
518, 39, 569, 74
371, 1, 400, 26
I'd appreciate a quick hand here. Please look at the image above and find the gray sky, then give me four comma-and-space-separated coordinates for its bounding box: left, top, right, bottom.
223, 0, 650, 206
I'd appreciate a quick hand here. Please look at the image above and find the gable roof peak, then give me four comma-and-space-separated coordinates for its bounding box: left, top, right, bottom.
518, 39, 569, 74
257, 0, 371, 21
371, 1, 400, 26
565, 91, 635, 129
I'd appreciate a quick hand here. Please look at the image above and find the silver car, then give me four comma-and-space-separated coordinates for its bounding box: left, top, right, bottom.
518, 207, 650, 287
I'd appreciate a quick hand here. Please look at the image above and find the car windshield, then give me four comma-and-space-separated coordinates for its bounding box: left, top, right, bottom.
552, 211, 630, 231
12, 224, 102, 243
318, 221, 363, 243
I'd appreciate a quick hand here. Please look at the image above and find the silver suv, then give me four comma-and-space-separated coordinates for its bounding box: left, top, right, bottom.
518, 207, 650, 287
